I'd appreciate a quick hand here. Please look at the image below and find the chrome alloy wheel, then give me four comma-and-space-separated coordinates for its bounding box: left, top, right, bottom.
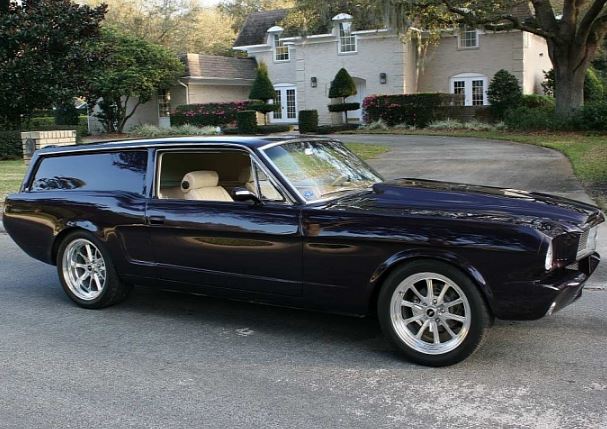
62, 238, 107, 301
389, 272, 471, 355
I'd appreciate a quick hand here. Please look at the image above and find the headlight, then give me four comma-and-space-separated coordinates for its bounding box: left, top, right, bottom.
545, 240, 554, 271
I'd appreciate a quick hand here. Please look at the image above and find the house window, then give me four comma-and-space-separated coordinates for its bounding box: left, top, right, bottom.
158, 89, 171, 117
274, 34, 289, 61
458, 25, 479, 49
450, 73, 488, 106
339, 22, 356, 53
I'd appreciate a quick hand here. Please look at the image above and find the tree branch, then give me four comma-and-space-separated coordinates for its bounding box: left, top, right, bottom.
578, 0, 607, 43
120, 97, 143, 130
530, 0, 559, 35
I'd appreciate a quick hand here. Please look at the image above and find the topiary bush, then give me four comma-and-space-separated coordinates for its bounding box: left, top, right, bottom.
328, 68, 357, 123
363, 93, 454, 127
298, 110, 319, 133
249, 62, 277, 125
328, 102, 360, 113
0, 131, 22, 160
172, 101, 252, 127
236, 110, 257, 134
487, 69, 522, 119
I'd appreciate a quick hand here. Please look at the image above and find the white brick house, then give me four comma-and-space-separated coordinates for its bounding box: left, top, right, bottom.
233, 6, 552, 125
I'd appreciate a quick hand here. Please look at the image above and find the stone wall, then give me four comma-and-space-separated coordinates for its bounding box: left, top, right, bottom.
21, 130, 77, 164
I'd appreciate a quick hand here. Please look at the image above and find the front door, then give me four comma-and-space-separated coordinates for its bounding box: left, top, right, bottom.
146, 148, 302, 296
272, 85, 298, 123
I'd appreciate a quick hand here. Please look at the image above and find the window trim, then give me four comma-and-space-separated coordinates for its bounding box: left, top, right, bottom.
338, 22, 357, 54
457, 26, 479, 49
449, 73, 489, 106
153, 146, 294, 205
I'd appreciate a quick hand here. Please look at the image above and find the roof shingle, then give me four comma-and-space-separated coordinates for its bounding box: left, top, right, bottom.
183, 54, 257, 80
234, 9, 290, 47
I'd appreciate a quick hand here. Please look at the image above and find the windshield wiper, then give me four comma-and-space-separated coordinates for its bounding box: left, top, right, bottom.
319, 187, 366, 198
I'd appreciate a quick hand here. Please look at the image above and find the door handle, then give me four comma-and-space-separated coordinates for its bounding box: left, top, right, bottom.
148, 215, 165, 225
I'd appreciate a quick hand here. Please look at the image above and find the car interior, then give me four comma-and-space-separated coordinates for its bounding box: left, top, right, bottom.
157, 151, 285, 202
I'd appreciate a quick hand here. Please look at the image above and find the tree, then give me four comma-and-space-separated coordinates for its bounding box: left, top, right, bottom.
328, 68, 358, 123
487, 69, 523, 119
248, 62, 278, 125
0, 0, 107, 128
543, 68, 605, 101
83, 0, 237, 56
379, 0, 607, 117
88, 29, 184, 133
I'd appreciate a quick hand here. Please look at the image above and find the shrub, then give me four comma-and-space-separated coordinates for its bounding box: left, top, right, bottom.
328, 102, 360, 112
363, 93, 455, 127
364, 119, 389, 130
172, 101, 252, 127
427, 118, 464, 130
521, 94, 555, 110
316, 124, 359, 134
129, 124, 220, 137
54, 103, 80, 125
487, 69, 522, 119
572, 101, 607, 131
298, 110, 318, 133
542, 68, 604, 102
504, 106, 566, 131
236, 110, 257, 134
0, 130, 22, 160
257, 124, 292, 134
249, 62, 275, 101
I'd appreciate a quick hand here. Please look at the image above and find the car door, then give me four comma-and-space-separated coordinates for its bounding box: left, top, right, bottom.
146, 147, 302, 297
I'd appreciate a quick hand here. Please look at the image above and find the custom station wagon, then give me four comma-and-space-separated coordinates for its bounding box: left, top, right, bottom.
4, 136, 603, 366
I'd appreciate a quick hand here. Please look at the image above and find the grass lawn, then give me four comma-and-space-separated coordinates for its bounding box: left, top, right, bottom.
345, 129, 607, 208
0, 143, 388, 208
0, 160, 26, 204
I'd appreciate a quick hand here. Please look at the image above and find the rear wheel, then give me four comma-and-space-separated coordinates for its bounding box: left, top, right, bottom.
377, 260, 490, 366
57, 231, 131, 309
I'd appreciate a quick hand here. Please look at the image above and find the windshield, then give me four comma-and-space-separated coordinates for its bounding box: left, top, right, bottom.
262, 140, 383, 202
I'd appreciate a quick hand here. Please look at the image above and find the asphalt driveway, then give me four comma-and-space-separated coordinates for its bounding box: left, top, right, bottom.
0, 135, 605, 428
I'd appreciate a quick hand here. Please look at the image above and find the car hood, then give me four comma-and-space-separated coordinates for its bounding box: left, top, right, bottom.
324, 178, 604, 235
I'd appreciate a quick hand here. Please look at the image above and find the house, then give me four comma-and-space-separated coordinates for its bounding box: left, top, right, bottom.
88, 54, 257, 133
90, 4, 551, 132
232, 6, 552, 125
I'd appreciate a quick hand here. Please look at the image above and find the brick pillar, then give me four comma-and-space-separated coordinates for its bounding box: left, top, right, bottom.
21, 130, 77, 164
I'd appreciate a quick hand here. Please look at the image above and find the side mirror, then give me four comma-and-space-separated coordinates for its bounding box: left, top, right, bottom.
232, 187, 261, 205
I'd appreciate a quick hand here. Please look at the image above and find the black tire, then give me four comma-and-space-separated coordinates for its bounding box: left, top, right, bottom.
377, 260, 491, 366
56, 230, 132, 309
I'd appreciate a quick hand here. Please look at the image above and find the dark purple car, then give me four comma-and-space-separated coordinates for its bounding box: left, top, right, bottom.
3, 137, 603, 366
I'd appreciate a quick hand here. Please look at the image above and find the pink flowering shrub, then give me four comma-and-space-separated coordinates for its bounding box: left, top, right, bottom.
363, 93, 458, 127
172, 101, 253, 127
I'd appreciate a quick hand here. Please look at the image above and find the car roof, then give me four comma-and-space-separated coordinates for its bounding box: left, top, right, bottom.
36, 135, 336, 155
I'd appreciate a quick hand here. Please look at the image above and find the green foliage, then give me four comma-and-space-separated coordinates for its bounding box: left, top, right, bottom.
298, 110, 319, 133
521, 94, 555, 110
236, 110, 258, 134
572, 101, 607, 131
249, 62, 276, 102
316, 124, 359, 134
543, 68, 605, 102
129, 124, 220, 137
363, 93, 455, 127
88, 28, 184, 133
171, 101, 252, 127
503, 106, 567, 131
257, 124, 292, 134
328, 102, 360, 113
329, 68, 357, 99
54, 103, 81, 126
250, 103, 280, 114
487, 69, 522, 119
0, 131, 22, 160
0, 0, 107, 128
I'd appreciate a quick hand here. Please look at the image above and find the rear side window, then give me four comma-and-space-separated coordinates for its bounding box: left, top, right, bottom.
31, 151, 147, 194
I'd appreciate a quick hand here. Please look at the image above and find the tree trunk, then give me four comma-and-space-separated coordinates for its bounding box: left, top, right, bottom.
554, 61, 586, 117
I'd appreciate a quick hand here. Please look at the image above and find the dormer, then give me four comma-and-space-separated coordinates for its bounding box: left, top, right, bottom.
332, 13, 356, 54
267, 25, 290, 62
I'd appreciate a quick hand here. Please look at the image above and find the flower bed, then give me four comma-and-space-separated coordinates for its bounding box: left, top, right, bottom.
171, 101, 253, 127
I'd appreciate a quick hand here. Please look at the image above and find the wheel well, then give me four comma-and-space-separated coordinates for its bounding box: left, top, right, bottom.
368, 257, 494, 319
50, 227, 82, 265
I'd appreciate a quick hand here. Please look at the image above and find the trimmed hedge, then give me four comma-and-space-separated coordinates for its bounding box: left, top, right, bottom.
0, 131, 22, 160
328, 102, 360, 113
236, 110, 257, 134
298, 110, 318, 133
172, 101, 253, 127
363, 93, 457, 127
257, 124, 291, 134
316, 124, 359, 134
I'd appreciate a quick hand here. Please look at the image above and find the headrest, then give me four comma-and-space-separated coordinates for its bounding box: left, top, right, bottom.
239, 166, 252, 183
181, 170, 219, 191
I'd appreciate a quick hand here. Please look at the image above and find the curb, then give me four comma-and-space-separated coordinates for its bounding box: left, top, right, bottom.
0, 220, 4, 234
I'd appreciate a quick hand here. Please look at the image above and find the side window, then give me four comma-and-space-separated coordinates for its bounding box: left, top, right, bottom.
31, 151, 147, 194
157, 150, 286, 203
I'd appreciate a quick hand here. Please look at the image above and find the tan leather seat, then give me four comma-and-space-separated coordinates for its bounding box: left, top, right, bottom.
239, 166, 283, 201
158, 186, 184, 199
181, 171, 233, 202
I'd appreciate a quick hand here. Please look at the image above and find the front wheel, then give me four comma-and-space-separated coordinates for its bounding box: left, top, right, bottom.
377, 260, 491, 366
57, 231, 132, 309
